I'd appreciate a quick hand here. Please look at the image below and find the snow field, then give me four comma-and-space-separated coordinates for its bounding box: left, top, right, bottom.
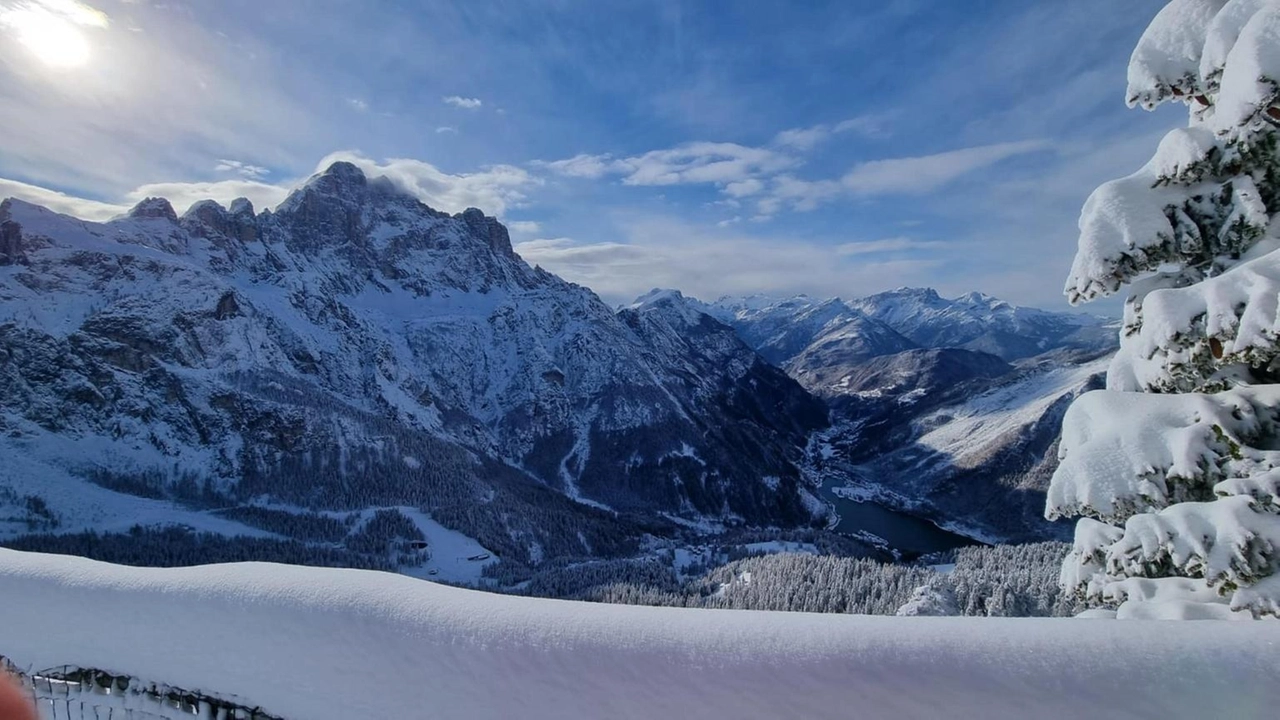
1, 549, 1278, 720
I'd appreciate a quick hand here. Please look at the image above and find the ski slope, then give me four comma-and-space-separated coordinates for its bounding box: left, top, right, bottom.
0, 550, 1277, 719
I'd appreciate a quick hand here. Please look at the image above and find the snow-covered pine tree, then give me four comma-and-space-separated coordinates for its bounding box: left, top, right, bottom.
1047, 0, 1280, 619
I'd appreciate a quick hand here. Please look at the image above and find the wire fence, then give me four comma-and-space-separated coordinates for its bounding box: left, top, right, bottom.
1, 656, 283, 719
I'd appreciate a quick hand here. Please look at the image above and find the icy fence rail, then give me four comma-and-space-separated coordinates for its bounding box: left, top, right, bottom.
1, 656, 282, 719
1, 549, 1279, 720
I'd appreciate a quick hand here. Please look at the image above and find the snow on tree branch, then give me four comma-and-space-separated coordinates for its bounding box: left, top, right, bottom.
1053, 0, 1280, 618
1127, 0, 1227, 110
1048, 385, 1280, 523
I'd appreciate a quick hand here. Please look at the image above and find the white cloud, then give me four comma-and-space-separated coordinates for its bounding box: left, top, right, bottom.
842, 140, 1049, 196
214, 159, 269, 180
761, 175, 841, 213
346, 98, 369, 112
506, 220, 540, 234
540, 137, 1039, 217
723, 178, 764, 198
541, 143, 795, 190
126, 179, 291, 216
315, 151, 541, 216
0, 176, 125, 221
772, 114, 895, 151
435, 126, 457, 134
617, 142, 796, 187
833, 114, 893, 139
442, 95, 482, 109
835, 237, 944, 256
773, 125, 830, 151
514, 214, 945, 305
536, 153, 619, 180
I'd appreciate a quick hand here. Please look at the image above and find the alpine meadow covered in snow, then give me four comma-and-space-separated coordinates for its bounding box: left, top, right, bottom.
1, 0, 1280, 718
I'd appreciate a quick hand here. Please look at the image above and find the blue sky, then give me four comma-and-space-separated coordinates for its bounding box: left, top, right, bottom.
0, 0, 1180, 308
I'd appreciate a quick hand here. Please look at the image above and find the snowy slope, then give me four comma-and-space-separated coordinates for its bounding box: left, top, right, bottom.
1, 550, 1277, 720
816, 351, 1112, 543
0, 163, 826, 566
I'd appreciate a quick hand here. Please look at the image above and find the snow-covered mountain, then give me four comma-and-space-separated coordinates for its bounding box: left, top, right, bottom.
707, 295, 914, 368
704, 290, 1115, 543
0, 162, 828, 565
847, 287, 1113, 361
813, 349, 1111, 542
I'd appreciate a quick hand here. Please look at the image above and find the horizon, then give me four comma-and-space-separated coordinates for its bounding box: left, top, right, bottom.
1, 0, 1174, 310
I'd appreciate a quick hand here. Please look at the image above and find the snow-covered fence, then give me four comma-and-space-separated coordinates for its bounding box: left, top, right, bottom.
1, 549, 1278, 720
1, 656, 282, 719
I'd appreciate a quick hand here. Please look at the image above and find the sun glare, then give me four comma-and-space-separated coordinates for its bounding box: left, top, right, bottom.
8, 8, 89, 67
1, 1, 108, 69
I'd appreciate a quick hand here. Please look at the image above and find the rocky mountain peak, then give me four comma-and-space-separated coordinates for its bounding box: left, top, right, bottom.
127, 197, 178, 223
314, 160, 368, 191
458, 207, 515, 258
229, 197, 256, 217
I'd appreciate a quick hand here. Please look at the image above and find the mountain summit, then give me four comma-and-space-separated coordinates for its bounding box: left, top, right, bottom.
0, 164, 828, 565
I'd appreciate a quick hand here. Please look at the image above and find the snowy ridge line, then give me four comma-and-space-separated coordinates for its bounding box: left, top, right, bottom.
1, 550, 1279, 720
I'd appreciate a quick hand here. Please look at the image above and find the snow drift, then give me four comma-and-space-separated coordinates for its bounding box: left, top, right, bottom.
0, 550, 1277, 720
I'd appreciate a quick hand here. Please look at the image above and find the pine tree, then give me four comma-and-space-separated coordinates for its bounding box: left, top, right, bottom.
1048, 0, 1280, 618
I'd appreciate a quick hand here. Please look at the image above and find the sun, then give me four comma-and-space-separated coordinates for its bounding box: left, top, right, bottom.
0, 2, 108, 70
8, 8, 90, 67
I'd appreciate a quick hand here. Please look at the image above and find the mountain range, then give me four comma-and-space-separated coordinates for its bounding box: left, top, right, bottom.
0, 163, 1115, 572
655, 290, 1114, 543
0, 162, 830, 570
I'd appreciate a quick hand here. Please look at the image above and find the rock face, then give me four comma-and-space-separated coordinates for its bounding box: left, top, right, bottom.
0, 164, 828, 564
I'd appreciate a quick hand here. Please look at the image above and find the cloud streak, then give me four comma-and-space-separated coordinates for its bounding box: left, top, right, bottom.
841, 140, 1050, 196
442, 95, 482, 109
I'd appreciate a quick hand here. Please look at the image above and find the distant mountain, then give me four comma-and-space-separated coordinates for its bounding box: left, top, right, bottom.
706, 295, 914, 366
846, 287, 1112, 362
0, 163, 831, 569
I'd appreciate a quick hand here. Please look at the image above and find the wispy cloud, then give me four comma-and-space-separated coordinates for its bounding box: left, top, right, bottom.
0, 176, 125, 221
506, 220, 540, 234
772, 125, 830, 151
833, 114, 893, 139
515, 214, 947, 305
442, 95, 482, 109
214, 159, 269, 180
540, 143, 796, 198
541, 137, 1049, 222
841, 140, 1050, 196
835, 237, 945, 256
618, 142, 796, 186
346, 98, 369, 112
771, 113, 895, 151
435, 126, 457, 134
128, 179, 290, 215
534, 153, 618, 179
